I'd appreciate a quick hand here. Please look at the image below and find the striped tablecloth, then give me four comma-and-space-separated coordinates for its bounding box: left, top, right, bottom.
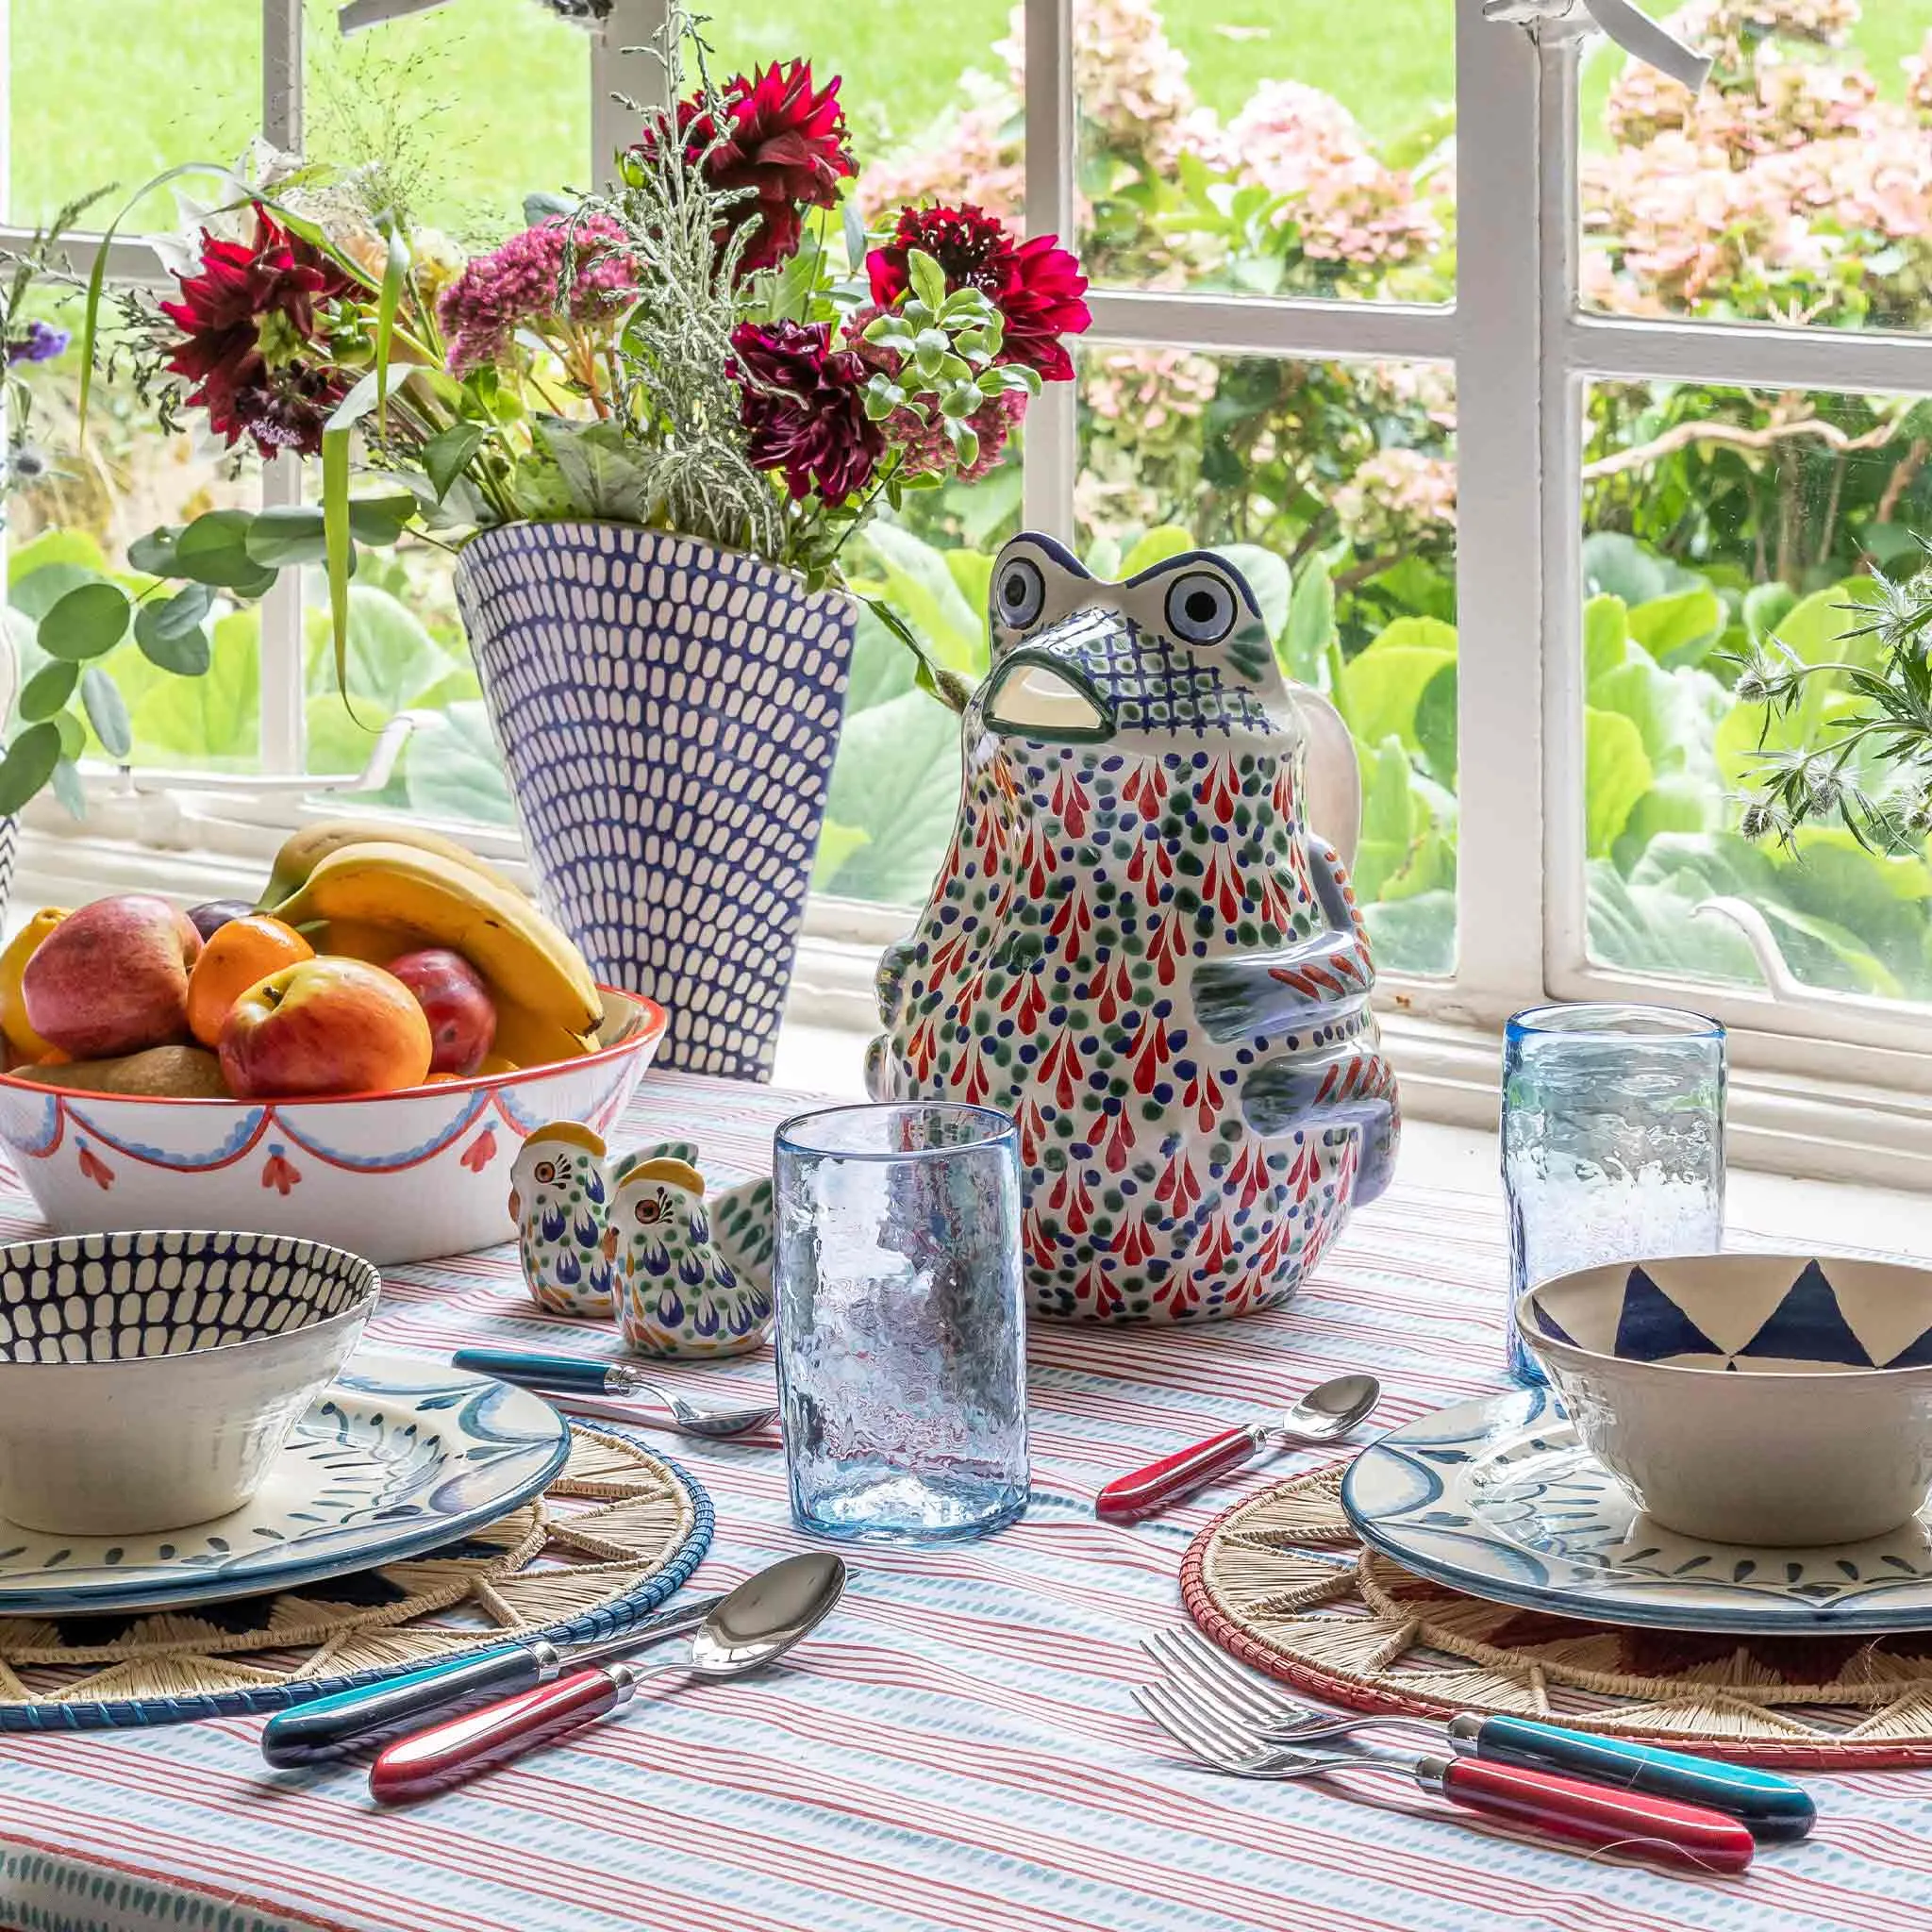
0, 1071, 1924, 1932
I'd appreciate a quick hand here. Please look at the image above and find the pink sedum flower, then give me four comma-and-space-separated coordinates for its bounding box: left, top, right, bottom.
438, 215, 635, 376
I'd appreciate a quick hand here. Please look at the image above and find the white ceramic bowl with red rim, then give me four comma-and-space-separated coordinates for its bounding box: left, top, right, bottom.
0, 988, 667, 1265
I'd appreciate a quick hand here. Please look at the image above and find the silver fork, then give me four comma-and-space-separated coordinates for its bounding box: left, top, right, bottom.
1128, 1675, 1757, 1872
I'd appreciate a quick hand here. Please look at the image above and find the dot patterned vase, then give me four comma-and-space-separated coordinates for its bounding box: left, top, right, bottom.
458, 523, 857, 1080
869, 535, 1401, 1325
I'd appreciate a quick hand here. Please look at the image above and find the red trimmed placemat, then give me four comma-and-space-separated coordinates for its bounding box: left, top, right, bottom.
1181, 1462, 1932, 1770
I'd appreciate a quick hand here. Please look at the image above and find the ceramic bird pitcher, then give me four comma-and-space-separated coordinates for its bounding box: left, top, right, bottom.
867, 535, 1399, 1324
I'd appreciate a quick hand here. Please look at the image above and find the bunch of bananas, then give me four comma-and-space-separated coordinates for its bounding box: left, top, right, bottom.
264, 822, 605, 1069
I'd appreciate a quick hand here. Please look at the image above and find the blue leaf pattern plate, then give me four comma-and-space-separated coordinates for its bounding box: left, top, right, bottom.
0, 1351, 571, 1615
1342, 1389, 1932, 1634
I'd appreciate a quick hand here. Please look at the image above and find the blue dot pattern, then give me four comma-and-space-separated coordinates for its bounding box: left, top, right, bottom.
459, 524, 857, 1081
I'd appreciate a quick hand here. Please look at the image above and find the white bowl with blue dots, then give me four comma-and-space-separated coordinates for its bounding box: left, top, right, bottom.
0, 1229, 379, 1536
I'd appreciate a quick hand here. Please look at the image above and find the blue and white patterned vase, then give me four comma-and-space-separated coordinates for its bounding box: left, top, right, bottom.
458, 522, 857, 1080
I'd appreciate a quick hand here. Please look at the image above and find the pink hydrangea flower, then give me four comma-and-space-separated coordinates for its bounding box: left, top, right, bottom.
438, 215, 636, 376
1333, 448, 1458, 547
1907, 31, 1932, 124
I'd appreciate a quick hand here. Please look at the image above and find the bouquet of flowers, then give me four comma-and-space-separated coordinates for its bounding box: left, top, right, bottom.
66, 7, 1089, 714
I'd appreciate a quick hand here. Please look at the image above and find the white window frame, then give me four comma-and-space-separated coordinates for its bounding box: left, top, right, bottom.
8, 0, 1932, 1185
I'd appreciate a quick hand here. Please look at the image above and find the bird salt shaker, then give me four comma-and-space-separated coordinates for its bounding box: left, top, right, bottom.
605, 1151, 774, 1357
508, 1121, 614, 1317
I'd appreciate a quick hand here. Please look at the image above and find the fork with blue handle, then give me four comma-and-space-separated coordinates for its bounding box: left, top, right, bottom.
1144, 1626, 1814, 1848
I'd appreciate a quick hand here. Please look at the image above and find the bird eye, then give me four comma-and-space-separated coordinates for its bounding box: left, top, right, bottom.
994, 557, 1046, 630
534, 1160, 557, 1184
1165, 571, 1239, 645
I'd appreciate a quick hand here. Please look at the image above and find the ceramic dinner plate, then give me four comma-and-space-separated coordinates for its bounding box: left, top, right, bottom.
1342, 1387, 1932, 1635
0, 1351, 572, 1617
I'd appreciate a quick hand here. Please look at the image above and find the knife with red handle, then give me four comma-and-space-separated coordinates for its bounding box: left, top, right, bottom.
1095, 1424, 1272, 1521
1414, 1754, 1757, 1874
369, 1662, 641, 1804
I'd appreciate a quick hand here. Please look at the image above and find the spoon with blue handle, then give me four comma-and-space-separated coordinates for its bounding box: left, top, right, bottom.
451, 1349, 778, 1438
260, 1592, 727, 1768
1146, 1625, 1815, 1842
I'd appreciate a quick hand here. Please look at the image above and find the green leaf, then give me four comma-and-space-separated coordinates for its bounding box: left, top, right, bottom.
1414, 662, 1457, 789
1210, 547, 1289, 646
125, 526, 183, 576
906, 248, 947, 312
1338, 615, 1457, 751
1120, 526, 1193, 580
375, 225, 409, 439
0, 722, 62, 812
8, 528, 108, 589
1611, 778, 1716, 874
1279, 556, 1335, 686
52, 710, 85, 761
1583, 594, 1629, 685
348, 493, 416, 547
128, 606, 260, 767
10, 562, 98, 623
1743, 580, 1798, 641
860, 524, 987, 676
809, 820, 873, 889
817, 691, 960, 901
39, 582, 131, 660
1362, 888, 1456, 975
302, 587, 445, 714
175, 510, 277, 593
324, 420, 355, 698
133, 589, 214, 675
80, 665, 132, 758
396, 701, 515, 824
423, 422, 489, 503
18, 658, 77, 720
245, 505, 330, 568
1628, 586, 1723, 668
49, 758, 85, 820
1584, 707, 1653, 858
531, 416, 654, 522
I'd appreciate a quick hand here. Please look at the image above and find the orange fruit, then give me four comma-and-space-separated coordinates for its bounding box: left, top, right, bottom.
0, 908, 70, 1060
187, 915, 314, 1049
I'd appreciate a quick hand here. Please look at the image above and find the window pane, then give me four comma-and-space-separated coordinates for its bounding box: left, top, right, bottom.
8, 0, 258, 230
1074, 0, 1455, 299
1076, 349, 1458, 975
1581, 377, 1932, 998
1582, 4, 1932, 332
812, 449, 1024, 908
704, 3, 1019, 227
8, 293, 263, 774
304, 0, 588, 239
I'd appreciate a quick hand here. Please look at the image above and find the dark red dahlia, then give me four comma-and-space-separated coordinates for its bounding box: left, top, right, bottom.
866, 203, 1015, 307
158, 208, 355, 457
991, 235, 1091, 382
664, 60, 855, 275
728, 319, 882, 503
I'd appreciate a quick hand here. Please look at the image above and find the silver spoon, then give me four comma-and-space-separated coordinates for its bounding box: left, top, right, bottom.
369, 1552, 847, 1803
1095, 1372, 1381, 1521
450, 1348, 780, 1438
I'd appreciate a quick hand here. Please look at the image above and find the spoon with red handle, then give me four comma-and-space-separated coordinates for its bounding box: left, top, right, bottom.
1095, 1374, 1380, 1522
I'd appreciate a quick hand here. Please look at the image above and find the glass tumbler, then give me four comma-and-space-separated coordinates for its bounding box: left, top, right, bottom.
773, 1102, 1028, 1543
1502, 1004, 1725, 1385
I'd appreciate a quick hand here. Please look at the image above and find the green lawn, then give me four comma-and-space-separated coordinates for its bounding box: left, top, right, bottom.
6, 3, 1926, 233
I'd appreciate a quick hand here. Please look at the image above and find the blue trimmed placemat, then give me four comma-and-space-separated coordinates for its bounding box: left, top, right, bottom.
0, 1423, 712, 1733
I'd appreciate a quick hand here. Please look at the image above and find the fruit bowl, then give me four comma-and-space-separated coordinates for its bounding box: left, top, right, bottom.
0, 988, 667, 1264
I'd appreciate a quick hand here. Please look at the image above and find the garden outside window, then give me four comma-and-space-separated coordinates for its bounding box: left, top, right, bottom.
4, 0, 1932, 1184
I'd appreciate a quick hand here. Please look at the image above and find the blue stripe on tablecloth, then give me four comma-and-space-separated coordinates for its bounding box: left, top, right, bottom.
0, 1070, 1924, 1932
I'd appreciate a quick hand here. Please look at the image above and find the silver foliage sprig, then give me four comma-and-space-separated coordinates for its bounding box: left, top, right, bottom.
563, 9, 785, 560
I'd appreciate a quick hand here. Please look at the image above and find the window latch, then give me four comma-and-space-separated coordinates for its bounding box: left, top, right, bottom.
1482, 0, 1711, 93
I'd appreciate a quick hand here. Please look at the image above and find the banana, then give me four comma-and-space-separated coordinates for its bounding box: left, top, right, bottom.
273, 841, 603, 1036
491, 996, 600, 1068
261, 819, 518, 910
294, 917, 406, 967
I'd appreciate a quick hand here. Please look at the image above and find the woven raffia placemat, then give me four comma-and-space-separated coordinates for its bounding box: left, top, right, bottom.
0, 1423, 711, 1732
1183, 1463, 1932, 1769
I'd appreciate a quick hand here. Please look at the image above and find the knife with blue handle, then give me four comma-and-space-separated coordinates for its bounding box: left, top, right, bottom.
1445, 1714, 1815, 1842
259, 1592, 724, 1768
451, 1350, 654, 1396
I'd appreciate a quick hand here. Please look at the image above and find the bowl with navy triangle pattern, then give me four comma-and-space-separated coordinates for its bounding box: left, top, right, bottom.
1516, 1253, 1932, 1547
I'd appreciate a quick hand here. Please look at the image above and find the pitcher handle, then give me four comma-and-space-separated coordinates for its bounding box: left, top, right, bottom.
1291, 687, 1360, 872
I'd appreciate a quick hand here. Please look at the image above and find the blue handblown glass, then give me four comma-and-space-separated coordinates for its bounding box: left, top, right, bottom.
1502, 1003, 1725, 1384
774, 1102, 1029, 1544
459, 523, 858, 1081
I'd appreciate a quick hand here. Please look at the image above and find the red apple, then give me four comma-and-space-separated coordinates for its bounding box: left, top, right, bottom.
386, 947, 497, 1077
22, 894, 201, 1059
219, 958, 433, 1099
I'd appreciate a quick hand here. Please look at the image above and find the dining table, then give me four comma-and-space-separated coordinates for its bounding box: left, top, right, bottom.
0, 1067, 1923, 1932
